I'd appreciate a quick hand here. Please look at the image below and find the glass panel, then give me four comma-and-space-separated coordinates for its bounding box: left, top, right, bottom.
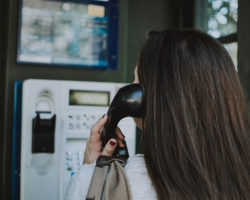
207, 0, 238, 38
207, 0, 238, 70
224, 42, 238, 70
18, 0, 111, 68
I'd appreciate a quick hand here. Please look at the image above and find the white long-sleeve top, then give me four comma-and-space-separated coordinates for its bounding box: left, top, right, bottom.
65, 154, 157, 200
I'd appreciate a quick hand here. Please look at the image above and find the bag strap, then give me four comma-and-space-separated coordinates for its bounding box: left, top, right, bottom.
86, 155, 132, 200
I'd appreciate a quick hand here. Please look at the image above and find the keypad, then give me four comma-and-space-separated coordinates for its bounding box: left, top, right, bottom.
65, 150, 84, 172
64, 113, 135, 175
66, 112, 102, 133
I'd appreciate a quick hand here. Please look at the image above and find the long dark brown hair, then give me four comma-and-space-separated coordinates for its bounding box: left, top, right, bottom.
137, 30, 250, 200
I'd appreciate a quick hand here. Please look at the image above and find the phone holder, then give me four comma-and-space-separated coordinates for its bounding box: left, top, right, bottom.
32, 112, 56, 153
102, 84, 145, 158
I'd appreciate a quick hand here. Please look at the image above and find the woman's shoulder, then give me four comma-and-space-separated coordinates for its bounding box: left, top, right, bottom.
125, 154, 146, 172
125, 154, 157, 200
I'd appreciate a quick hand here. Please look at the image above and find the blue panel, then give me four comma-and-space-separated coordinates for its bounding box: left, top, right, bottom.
11, 81, 23, 200
17, 0, 119, 69
107, 0, 119, 69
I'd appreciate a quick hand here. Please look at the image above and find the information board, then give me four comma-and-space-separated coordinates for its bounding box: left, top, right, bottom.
17, 0, 119, 69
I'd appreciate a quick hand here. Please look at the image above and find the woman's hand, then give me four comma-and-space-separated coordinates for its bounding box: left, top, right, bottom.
83, 115, 125, 164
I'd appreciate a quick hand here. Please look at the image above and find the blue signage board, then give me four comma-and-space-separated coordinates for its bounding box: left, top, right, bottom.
17, 0, 119, 69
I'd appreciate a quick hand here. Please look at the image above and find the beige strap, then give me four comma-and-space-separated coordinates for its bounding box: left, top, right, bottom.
86, 165, 109, 200
86, 156, 131, 200
103, 161, 132, 200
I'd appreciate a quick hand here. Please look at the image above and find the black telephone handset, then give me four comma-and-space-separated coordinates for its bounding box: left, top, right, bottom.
101, 84, 146, 158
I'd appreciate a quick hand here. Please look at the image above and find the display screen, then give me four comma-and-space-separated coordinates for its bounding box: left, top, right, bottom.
69, 90, 110, 106
16, 0, 119, 69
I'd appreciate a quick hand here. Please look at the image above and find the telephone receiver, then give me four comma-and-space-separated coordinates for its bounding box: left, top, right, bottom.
102, 84, 146, 158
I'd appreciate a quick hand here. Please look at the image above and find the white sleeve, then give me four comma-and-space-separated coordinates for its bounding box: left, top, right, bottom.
64, 163, 95, 200
125, 154, 157, 200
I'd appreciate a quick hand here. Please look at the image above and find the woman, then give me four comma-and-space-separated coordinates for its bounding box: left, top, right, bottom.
65, 30, 250, 200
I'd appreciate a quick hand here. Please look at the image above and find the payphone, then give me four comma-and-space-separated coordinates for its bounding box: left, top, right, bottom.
14, 79, 136, 200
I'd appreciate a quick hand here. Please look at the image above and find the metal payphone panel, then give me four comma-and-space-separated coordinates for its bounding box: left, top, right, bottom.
19, 79, 136, 200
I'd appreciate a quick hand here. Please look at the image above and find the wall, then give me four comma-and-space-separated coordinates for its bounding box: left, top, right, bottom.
238, 0, 250, 107
0, 0, 175, 199
0, 0, 9, 199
